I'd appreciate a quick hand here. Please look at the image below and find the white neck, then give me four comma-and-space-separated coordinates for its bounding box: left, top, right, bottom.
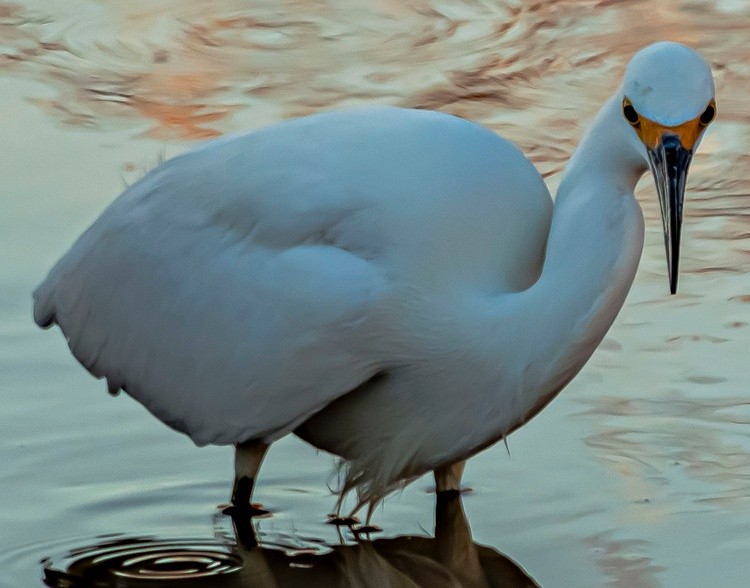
491, 93, 648, 433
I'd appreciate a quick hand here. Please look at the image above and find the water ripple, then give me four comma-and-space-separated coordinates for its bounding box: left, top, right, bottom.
42, 537, 243, 586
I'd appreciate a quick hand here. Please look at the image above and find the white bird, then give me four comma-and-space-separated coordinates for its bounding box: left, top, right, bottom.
34, 42, 715, 519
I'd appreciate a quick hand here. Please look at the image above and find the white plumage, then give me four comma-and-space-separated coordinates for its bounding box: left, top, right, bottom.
35, 42, 715, 509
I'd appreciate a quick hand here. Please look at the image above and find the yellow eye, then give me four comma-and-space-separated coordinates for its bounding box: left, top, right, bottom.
622, 98, 639, 126
699, 102, 716, 126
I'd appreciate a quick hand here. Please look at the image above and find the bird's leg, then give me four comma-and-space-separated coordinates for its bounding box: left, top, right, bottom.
229, 440, 269, 514
433, 460, 466, 494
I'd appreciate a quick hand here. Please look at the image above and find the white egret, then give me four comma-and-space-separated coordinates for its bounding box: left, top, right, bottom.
34, 42, 716, 518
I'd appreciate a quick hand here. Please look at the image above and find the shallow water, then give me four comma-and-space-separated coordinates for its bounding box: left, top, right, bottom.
1, 0, 749, 586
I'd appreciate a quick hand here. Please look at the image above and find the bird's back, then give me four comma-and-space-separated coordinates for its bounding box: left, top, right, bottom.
34, 107, 551, 446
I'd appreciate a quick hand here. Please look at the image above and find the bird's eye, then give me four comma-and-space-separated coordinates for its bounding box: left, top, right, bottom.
622, 100, 640, 126
699, 103, 716, 126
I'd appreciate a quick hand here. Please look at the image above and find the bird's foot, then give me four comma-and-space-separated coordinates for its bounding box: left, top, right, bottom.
351, 523, 382, 536
429, 486, 473, 496
221, 502, 271, 518
326, 513, 360, 526
220, 503, 267, 549
326, 513, 382, 536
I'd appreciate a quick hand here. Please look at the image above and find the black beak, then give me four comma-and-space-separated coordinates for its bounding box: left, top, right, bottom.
647, 134, 692, 295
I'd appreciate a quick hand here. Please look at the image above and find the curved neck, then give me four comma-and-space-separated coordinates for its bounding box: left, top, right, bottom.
495, 93, 647, 430
544, 95, 647, 290
557, 94, 647, 202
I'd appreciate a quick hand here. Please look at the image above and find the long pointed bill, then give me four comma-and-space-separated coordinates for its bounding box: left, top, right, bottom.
647, 134, 693, 295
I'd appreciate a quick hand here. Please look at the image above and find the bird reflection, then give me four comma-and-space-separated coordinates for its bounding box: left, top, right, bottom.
43, 493, 537, 587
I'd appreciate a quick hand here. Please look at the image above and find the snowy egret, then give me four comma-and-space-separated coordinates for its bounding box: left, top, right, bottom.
34, 42, 715, 518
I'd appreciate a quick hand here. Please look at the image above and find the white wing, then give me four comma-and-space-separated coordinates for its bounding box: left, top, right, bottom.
34, 107, 551, 446
33, 124, 387, 446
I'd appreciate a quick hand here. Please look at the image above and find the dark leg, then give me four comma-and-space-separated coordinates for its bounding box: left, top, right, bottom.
225, 440, 269, 516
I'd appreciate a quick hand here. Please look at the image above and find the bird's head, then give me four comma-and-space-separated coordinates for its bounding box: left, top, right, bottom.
621, 41, 716, 294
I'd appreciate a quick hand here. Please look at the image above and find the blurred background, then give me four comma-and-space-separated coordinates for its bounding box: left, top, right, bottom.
1, 0, 748, 586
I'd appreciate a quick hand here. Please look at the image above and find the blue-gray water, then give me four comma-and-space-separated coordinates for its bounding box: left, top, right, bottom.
1, 1, 749, 586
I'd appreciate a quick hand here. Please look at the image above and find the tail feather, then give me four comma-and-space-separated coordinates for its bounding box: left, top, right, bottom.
33, 275, 58, 328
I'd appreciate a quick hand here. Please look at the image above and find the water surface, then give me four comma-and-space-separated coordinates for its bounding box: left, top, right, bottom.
1, 1, 749, 586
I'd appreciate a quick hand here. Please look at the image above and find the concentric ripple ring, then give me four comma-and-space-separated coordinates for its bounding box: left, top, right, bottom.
43, 537, 243, 586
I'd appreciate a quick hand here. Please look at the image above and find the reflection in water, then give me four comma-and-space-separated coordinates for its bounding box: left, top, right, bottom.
582, 392, 750, 508
42, 493, 537, 587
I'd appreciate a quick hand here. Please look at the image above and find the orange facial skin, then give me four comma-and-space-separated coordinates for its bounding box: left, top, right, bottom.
623, 97, 716, 150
